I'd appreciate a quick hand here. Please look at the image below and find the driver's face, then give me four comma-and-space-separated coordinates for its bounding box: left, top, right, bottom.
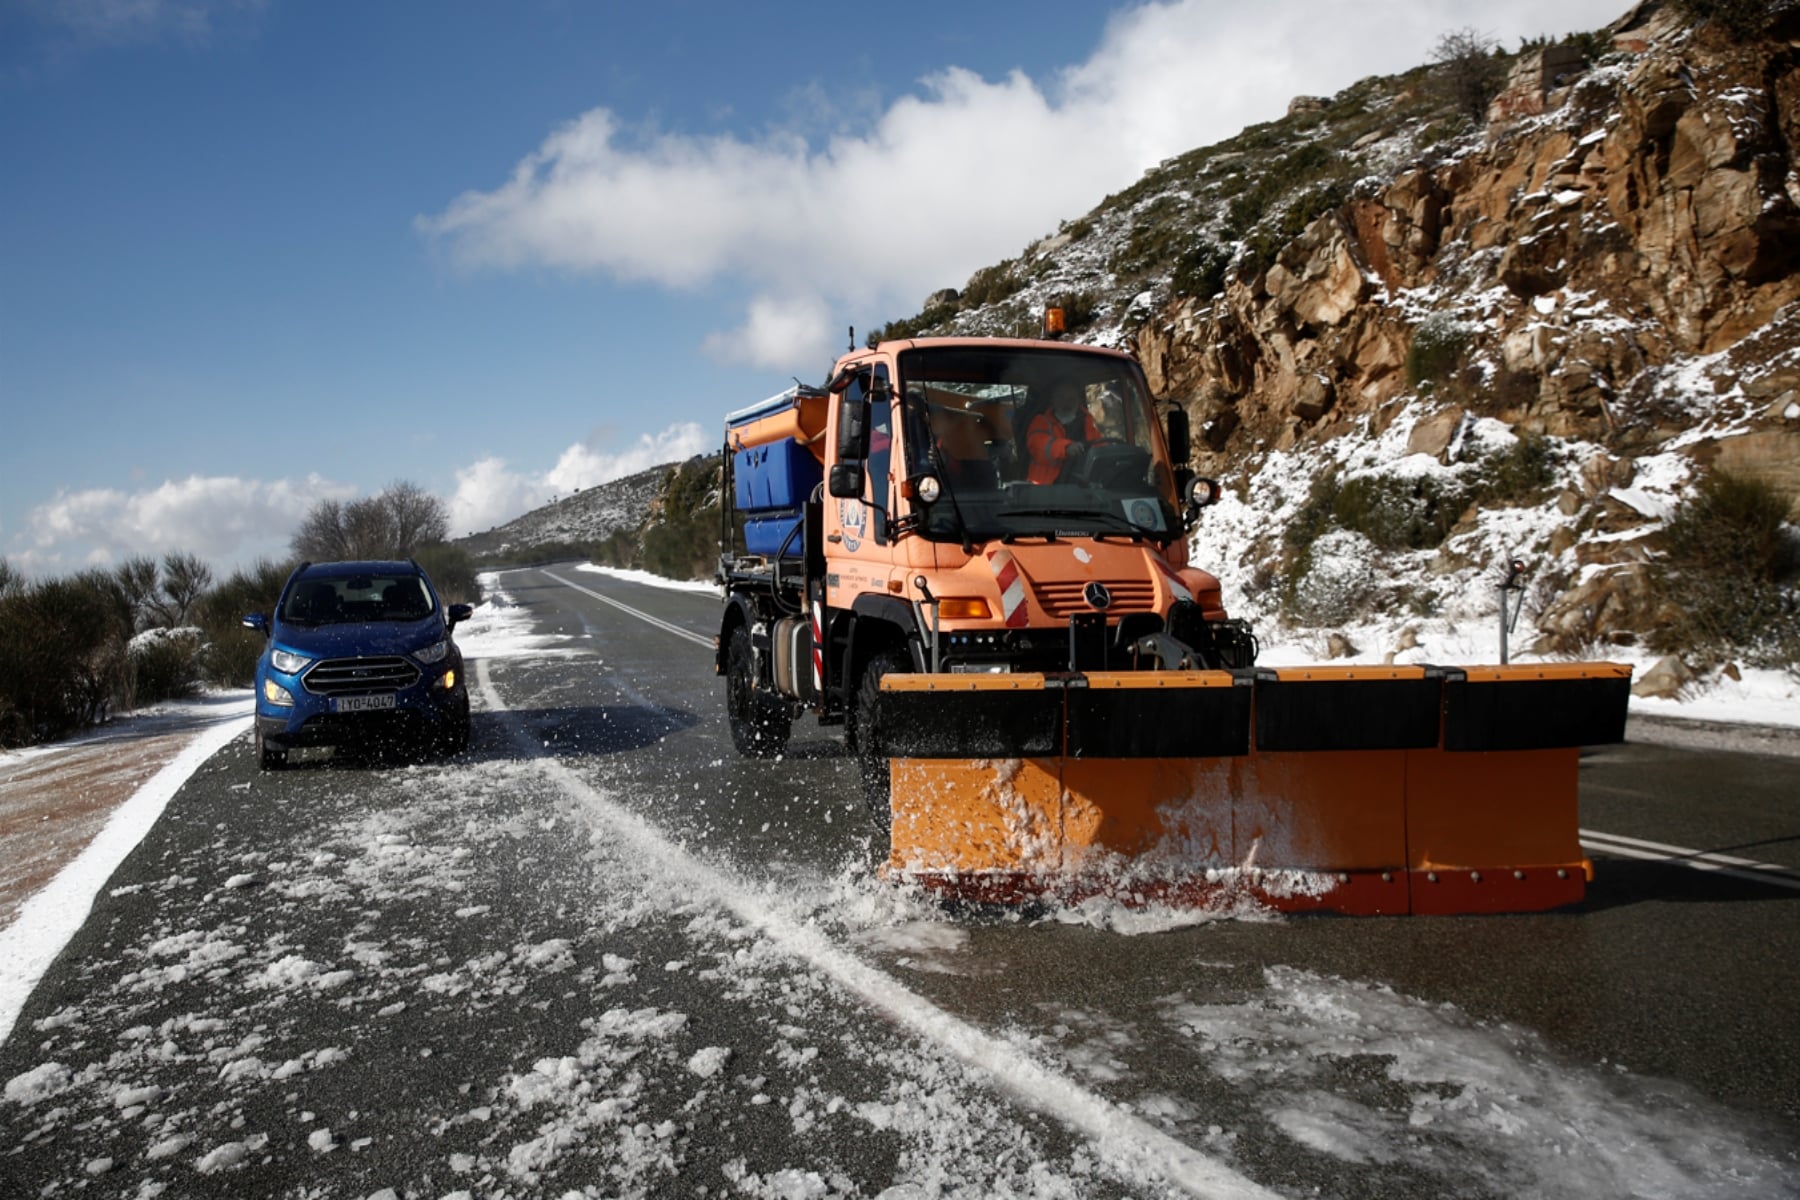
1051, 388, 1081, 420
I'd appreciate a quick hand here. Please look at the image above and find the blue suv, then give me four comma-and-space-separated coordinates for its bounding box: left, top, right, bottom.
245, 560, 473, 769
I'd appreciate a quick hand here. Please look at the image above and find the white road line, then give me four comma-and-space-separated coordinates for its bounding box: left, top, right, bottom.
474, 657, 1278, 1200
1579, 828, 1800, 891
541, 569, 713, 650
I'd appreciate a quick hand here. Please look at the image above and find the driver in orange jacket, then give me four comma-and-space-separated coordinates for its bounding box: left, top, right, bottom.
1026, 382, 1102, 484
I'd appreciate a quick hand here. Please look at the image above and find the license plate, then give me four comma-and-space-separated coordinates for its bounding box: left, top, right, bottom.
334, 693, 397, 713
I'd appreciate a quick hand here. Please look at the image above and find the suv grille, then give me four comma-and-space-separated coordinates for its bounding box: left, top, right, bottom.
1033, 580, 1157, 619
304, 656, 421, 696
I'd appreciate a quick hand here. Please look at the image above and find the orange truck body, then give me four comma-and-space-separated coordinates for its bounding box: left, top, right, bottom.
716, 335, 1630, 914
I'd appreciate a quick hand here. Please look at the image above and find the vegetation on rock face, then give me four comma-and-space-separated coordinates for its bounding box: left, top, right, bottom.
1673, 0, 1798, 40
1429, 28, 1507, 123
642, 456, 725, 581
1650, 472, 1800, 668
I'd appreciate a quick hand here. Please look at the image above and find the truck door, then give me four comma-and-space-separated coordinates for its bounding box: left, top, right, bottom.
825, 363, 899, 605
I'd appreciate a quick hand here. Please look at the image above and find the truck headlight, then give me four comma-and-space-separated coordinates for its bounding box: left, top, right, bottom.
270, 649, 310, 674
413, 640, 449, 665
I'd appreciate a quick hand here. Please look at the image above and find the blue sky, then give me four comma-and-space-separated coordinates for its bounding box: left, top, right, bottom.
1, 0, 1631, 576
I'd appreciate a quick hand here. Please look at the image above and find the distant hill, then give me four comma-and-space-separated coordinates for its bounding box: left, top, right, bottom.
454, 463, 673, 558
453, 455, 725, 581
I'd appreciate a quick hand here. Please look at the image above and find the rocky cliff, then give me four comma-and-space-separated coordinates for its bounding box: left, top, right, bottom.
880, 1, 1800, 677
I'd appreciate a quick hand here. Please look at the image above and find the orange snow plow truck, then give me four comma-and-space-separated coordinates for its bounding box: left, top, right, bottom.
714, 329, 1631, 914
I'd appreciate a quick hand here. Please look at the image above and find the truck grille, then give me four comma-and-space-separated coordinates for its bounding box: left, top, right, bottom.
1032, 580, 1157, 618
303, 656, 421, 696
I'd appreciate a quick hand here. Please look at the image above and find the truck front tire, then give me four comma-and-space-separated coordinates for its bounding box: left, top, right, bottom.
726, 625, 792, 758
853, 649, 907, 832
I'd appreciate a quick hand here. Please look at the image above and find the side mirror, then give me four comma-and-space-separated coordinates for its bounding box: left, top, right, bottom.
835, 393, 871, 460
447, 603, 473, 629
1165, 405, 1191, 467
828, 462, 865, 499
242, 612, 269, 636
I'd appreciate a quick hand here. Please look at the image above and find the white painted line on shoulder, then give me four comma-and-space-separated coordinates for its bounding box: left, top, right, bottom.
474, 657, 1279, 1200
542, 569, 714, 650
1580, 828, 1800, 891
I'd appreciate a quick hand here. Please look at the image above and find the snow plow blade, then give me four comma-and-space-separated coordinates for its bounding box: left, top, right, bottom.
878, 663, 1631, 915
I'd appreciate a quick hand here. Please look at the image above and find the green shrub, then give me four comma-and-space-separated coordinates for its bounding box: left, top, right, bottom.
641, 456, 725, 580
1056, 291, 1100, 334
414, 543, 479, 605
1474, 434, 1557, 506
960, 263, 1024, 310
0, 570, 132, 747
1406, 316, 1476, 388
1171, 241, 1231, 300
1672, 0, 1795, 38
1650, 471, 1800, 668
196, 558, 293, 688
128, 628, 205, 705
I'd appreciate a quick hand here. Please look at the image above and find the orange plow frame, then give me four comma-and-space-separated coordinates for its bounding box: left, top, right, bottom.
879, 663, 1631, 915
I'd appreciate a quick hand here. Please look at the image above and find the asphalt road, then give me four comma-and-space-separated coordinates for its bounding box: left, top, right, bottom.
2, 564, 1796, 1199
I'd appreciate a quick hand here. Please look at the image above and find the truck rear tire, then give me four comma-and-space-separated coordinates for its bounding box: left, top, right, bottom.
854, 649, 907, 832
726, 625, 792, 758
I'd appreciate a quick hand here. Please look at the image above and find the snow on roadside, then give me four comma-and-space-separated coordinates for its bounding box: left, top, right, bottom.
0, 698, 251, 1044
454, 572, 583, 661
574, 561, 720, 596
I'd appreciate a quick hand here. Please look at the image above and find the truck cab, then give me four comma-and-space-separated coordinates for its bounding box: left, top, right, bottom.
716, 334, 1250, 824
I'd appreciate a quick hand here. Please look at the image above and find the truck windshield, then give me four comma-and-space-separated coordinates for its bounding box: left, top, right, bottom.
896, 346, 1180, 541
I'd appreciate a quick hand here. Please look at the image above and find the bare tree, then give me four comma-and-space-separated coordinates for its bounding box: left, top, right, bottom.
155, 552, 214, 628
1432, 27, 1505, 123
382, 480, 450, 553
341, 496, 393, 559
290, 482, 451, 562
0, 557, 18, 599
291, 499, 351, 562
115, 555, 161, 630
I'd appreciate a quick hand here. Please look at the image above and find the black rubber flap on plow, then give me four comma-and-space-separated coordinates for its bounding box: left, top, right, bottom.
1066, 673, 1253, 758
1443, 674, 1631, 750
878, 686, 1063, 758
1254, 669, 1446, 752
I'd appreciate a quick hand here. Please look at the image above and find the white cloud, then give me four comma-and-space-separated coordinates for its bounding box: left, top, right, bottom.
421, 0, 1629, 367
30, 0, 259, 46
13, 473, 355, 576
448, 422, 713, 537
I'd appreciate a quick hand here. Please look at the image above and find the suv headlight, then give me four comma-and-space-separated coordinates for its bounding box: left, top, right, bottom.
270, 649, 311, 674
413, 640, 449, 665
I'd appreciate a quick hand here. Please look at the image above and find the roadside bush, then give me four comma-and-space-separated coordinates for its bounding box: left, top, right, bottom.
1284, 529, 1377, 625
0, 570, 132, 747
642, 456, 725, 581
196, 558, 293, 688
128, 627, 205, 705
1289, 470, 1461, 555
1649, 472, 1800, 668
414, 543, 479, 605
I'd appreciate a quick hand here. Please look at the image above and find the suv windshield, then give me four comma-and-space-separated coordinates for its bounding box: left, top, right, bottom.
281, 573, 436, 625
897, 346, 1179, 541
